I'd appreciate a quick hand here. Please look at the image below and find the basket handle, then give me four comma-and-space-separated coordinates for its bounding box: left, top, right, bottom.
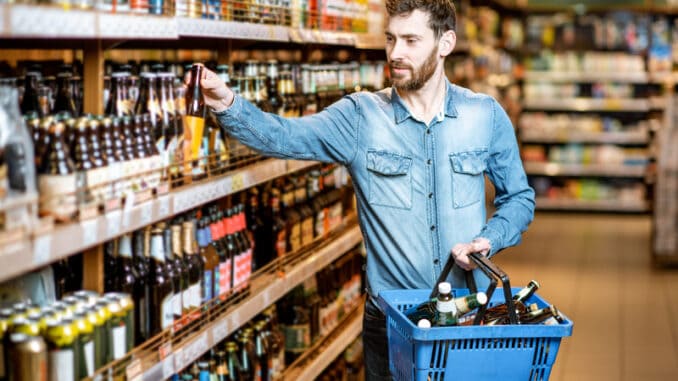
429, 251, 519, 325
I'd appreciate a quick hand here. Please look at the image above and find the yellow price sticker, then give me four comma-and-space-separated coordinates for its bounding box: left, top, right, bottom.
231, 173, 244, 193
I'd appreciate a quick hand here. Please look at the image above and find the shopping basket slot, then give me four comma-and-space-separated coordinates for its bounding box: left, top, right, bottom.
429, 251, 518, 325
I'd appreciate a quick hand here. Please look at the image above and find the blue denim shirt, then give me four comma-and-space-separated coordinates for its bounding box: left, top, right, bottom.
215, 79, 535, 297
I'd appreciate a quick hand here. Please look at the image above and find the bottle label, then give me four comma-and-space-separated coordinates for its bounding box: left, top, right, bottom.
38, 174, 77, 220
161, 293, 174, 330
290, 223, 301, 252
49, 348, 75, 381
83, 340, 95, 376
190, 281, 201, 308
183, 115, 205, 161
220, 259, 231, 295
182, 288, 192, 311
234, 252, 245, 288
111, 325, 127, 360
203, 270, 213, 303
213, 267, 220, 300
301, 217, 314, 245
283, 323, 311, 352
275, 230, 286, 257
172, 291, 182, 319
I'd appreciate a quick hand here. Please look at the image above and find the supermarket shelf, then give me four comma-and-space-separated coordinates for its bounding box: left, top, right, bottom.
283, 303, 364, 380
520, 130, 649, 145
524, 162, 647, 178
523, 98, 650, 112
0, 4, 178, 39
524, 71, 649, 84
0, 4, 380, 46
0, 158, 321, 283
535, 197, 650, 212
176, 17, 288, 41
138, 224, 363, 379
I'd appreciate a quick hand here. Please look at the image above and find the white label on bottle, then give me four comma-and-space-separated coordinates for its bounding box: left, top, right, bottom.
84, 340, 95, 376
38, 174, 77, 219
172, 292, 182, 318
49, 348, 75, 381
111, 325, 127, 360
190, 282, 201, 308
183, 289, 191, 310
436, 299, 457, 314
161, 293, 174, 330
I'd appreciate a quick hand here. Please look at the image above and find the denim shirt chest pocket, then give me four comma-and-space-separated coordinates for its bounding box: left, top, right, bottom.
450, 149, 488, 208
366, 150, 413, 210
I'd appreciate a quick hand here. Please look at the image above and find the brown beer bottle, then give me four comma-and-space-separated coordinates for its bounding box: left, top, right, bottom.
184, 63, 207, 181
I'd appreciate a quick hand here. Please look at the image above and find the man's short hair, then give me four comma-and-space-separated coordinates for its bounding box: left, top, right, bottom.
385, 0, 457, 39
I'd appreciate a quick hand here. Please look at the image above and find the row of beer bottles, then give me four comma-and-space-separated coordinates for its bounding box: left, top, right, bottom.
275, 248, 364, 365
102, 202, 254, 345
0, 290, 134, 381
171, 305, 286, 381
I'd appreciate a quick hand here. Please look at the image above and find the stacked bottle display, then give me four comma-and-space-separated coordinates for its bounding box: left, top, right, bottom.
170, 248, 363, 380
0, 290, 133, 381
275, 248, 364, 365
94, 163, 352, 345
1, 59, 382, 225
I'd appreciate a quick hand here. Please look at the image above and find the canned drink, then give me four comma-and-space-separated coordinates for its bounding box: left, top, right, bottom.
103, 293, 134, 353
44, 318, 79, 381
11, 302, 29, 320
73, 311, 96, 379
7, 333, 48, 381
51, 301, 73, 320
100, 296, 127, 360
9, 317, 42, 337
93, 300, 113, 365
87, 305, 108, 369
149, 0, 164, 14
62, 295, 84, 313
73, 290, 100, 308
0, 310, 9, 380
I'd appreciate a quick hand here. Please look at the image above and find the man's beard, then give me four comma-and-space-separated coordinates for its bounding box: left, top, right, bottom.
390, 47, 439, 91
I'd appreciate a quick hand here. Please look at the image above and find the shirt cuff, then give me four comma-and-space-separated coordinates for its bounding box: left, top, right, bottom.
211, 95, 244, 121
475, 226, 503, 257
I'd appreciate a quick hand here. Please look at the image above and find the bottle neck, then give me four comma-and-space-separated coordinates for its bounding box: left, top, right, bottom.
171, 226, 183, 258
182, 222, 195, 255
150, 233, 166, 263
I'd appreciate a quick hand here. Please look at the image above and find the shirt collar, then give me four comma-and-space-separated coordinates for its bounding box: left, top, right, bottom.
391, 78, 459, 125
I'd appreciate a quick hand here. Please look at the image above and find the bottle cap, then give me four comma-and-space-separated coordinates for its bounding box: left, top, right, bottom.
438, 282, 451, 295
476, 292, 488, 305
417, 319, 431, 328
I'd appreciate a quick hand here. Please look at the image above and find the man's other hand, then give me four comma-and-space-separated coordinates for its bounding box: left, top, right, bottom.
450, 238, 491, 271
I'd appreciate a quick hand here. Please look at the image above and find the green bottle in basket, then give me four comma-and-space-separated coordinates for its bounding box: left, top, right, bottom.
435, 282, 487, 327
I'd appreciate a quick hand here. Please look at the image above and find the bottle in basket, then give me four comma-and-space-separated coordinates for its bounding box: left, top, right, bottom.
481, 280, 539, 325
435, 282, 487, 327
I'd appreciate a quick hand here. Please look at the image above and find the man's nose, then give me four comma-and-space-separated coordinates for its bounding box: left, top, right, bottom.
388, 39, 406, 61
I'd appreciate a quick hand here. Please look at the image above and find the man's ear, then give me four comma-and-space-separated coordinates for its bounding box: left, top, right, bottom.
439, 30, 457, 57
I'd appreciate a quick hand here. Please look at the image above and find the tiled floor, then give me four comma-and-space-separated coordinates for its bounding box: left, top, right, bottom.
492, 212, 678, 381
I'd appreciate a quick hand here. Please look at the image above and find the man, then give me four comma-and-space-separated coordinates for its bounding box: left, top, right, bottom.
197, 0, 534, 378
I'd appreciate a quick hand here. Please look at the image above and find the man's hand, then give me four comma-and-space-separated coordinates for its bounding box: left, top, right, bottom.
450, 238, 491, 271
184, 66, 235, 113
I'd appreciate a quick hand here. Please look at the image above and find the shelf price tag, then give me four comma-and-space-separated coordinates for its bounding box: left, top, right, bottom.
125, 359, 143, 381
231, 173, 244, 192
158, 196, 171, 218
82, 219, 99, 247
106, 210, 122, 238
159, 342, 174, 378
33, 234, 52, 266
211, 319, 230, 344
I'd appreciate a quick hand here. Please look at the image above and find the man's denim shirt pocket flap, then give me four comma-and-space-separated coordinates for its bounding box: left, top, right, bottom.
449, 150, 488, 208
366, 150, 413, 209
367, 150, 412, 175
450, 150, 488, 175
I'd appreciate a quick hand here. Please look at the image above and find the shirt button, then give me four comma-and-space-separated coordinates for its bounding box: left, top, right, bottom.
426, 129, 431, 134
427, 159, 432, 165
430, 225, 436, 231
428, 193, 433, 198
433, 259, 440, 265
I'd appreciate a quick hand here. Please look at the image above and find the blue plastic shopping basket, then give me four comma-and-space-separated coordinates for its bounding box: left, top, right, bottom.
377, 252, 574, 381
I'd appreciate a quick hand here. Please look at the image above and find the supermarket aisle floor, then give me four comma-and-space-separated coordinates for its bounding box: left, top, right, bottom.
493, 213, 678, 381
